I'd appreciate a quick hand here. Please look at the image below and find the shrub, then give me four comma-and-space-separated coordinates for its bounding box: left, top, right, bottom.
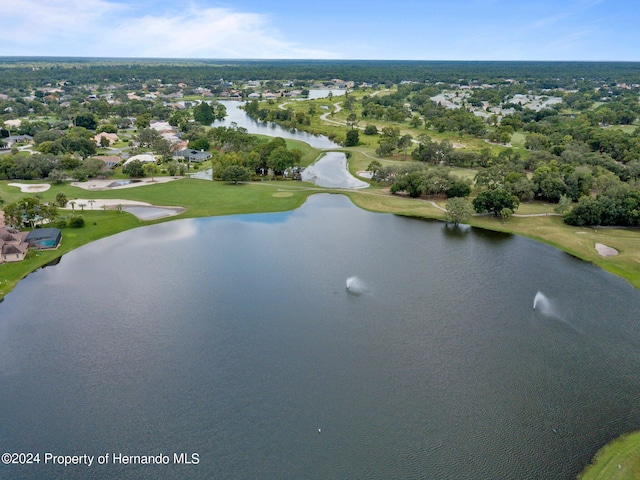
68, 215, 85, 228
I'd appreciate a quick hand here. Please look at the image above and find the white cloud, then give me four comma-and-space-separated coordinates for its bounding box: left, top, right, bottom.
105, 7, 333, 58
0, 0, 128, 50
0, 1, 333, 58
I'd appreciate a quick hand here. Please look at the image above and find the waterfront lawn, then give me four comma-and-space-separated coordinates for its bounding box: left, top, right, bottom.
470, 214, 640, 289
579, 431, 640, 480
0, 210, 141, 299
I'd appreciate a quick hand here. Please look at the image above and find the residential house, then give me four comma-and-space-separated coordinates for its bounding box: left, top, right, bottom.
173, 149, 212, 163
4, 135, 33, 147
25, 228, 62, 250
93, 132, 119, 146
0, 227, 29, 263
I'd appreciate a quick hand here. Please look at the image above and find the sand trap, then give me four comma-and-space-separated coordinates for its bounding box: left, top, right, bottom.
8, 183, 51, 193
595, 243, 619, 257
61, 199, 185, 220
70, 177, 181, 191
272, 192, 293, 197
62, 199, 153, 210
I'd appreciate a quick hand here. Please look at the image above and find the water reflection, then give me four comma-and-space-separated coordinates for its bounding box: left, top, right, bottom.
302, 152, 369, 189
214, 101, 340, 149
3, 195, 640, 480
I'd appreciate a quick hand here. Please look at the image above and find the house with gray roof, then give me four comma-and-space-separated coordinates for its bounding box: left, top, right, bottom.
25, 228, 62, 250
173, 149, 212, 163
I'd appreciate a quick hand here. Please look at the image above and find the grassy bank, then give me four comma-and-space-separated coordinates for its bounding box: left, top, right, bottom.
579, 431, 640, 480
3, 176, 640, 299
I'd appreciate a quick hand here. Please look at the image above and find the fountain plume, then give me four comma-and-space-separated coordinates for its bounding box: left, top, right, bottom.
346, 276, 368, 296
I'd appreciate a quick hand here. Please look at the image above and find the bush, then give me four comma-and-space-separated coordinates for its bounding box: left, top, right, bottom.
54, 219, 67, 229
68, 215, 85, 228
445, 181, 471, 198
364, 125, 378, 135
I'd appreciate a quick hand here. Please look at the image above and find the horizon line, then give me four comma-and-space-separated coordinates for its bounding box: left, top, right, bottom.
1, 56, 639, 63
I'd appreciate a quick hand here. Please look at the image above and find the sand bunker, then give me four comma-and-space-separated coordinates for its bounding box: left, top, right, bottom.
70, 177, 180, 191
8, 183, 51, 193
61, 198, 185, 220
595, 243, 619, 257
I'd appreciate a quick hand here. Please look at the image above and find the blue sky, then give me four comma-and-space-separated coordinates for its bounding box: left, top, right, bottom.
0, 0, 637, 60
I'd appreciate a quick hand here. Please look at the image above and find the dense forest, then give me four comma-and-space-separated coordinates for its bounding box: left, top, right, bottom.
1, 58, 640, 88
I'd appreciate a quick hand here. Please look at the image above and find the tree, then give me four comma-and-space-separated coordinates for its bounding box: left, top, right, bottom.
138, 128, 162, 148
55, 192, 68, 207
143, 162, 159, 181
123, 160, 146, 178
554, 195, 573, 214
445, 181, 471, 198
473, 188, 519, 217
48, 169, 66, 184
390, 172, 424, 198
3, 197, 42, 228
193, 101, 216, 125
267, 147, 297, 176
398, 134, 413, 161
221, 165, 251, 184
500, 208, 513, 221
412, 136, 453, 165
367, 160, 382, 176
445, 197, 474, 225
135, 114, 151, 130
74, 112, 97, 130
346, 113, 358, 129
189, 137, 210, 151
364, 125, 378, 135
345, 129, 359, 147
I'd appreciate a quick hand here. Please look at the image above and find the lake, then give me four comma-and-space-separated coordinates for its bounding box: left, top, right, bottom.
2, 194, 640, 479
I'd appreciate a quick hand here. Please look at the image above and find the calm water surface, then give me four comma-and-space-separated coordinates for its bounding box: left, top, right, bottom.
1, 195, 640, 479
214, 101, 340, 149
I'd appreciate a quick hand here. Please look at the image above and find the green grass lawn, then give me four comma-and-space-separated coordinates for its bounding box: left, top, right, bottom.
579, 431, 640, 480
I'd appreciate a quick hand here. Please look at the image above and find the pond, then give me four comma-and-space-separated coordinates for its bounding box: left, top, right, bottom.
2, 194, 640, 479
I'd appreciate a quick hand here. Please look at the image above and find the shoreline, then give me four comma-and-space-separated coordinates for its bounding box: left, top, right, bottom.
2, 184, 640, 475
2, 185, 640, 301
